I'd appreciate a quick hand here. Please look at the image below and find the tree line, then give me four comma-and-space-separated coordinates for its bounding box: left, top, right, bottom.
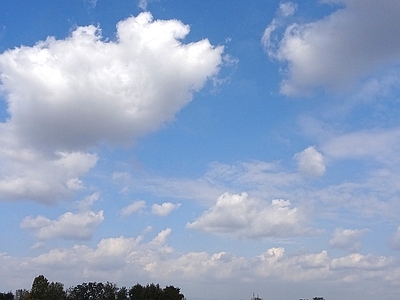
0, 275, 185, 300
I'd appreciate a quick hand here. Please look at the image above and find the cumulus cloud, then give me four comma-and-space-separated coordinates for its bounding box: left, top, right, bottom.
330, 253, 392, 270
20, 193, 104, 240
21, 211, 104, 241
294, 146, 326, 178
0, 12, 223, 203
1, 230, 396, 292
120, 200, 147, 217
151, 202, 181, 216
329, 228, 370, 252
263, 0, 400, 95
0, 149, 98, 203
186, 192, 313, 239
0, 12, 223, 151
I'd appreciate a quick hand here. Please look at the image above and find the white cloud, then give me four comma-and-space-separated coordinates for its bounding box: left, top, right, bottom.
261, 2, 297, 50
120, 200, 147, 217
0, 12, 223, 152
322, 127, 400, 163
0, 12, 223, 203
294, 146, 326, 178
151, 202, 181, 216
1, 230, 396, 294
186, 192, 313, 239
20, 210, 104, 241
0, 148, 98, 203
20, 192, 104, 241
329, 228, 370, 252
137, 0, 164, 11
330, 253, 392, 270
76, 192, 101, 211
263, 0, 400, 95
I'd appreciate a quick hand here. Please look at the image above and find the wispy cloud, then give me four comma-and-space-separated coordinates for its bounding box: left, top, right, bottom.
120, 200, 147, 217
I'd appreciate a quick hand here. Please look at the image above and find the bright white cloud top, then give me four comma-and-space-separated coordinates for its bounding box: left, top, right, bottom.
187, 193, 312, 239
1, 1, 400, 300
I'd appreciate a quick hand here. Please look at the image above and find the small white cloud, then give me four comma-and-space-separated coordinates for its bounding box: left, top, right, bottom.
151, 202, 181, 216
138, 0, 148, 10
329, 228, 370, 252
294, 146, 326, 178
187, 192, 313, 239
76, 192, 100, 211
21, 210, 104, 241
279, 2, 298, 17
120, 200, 147, 217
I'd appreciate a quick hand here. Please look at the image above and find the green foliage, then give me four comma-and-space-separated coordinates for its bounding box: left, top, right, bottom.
2, 275, 184, 300
29, 275, 66, 300
15, 289, 30, 300
0, 292, 14, 300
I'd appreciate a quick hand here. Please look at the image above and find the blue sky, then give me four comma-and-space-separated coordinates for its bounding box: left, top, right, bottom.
1, 1, 400, 299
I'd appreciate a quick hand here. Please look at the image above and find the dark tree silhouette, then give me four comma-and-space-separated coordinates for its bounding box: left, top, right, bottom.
2, 275, 185, 300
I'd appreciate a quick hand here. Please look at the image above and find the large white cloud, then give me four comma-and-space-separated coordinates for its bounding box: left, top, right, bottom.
0, 12, 223, 151
0, 12, 223, 203
263, 0, 400, 95
186, 192, 313, 239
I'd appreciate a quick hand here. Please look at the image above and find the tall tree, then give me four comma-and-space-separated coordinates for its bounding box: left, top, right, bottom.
116, 287, 129, 300
30, 275, 49, 300
164, 286, 184, 300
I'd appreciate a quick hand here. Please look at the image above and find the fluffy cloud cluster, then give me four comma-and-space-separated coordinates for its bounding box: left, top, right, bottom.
0, 229, 397, 295
186, 192, 312, 239
263, 0, 400, 95
0, 12, 223, 203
